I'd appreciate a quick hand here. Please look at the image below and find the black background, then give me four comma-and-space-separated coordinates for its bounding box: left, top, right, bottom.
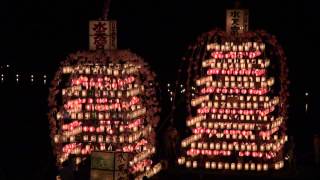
0, 0, 319, 179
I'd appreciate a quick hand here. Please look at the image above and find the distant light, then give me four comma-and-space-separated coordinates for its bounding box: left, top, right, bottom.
31, 78, 34, 82
167, 83, 170, 87
44, 79, 47, 84
1, 77, 3, 82
44, 75, 47, 78
1, 74, 3, 77
16, 74, 19, 77
305, 92, 309, 96
31, 75, 34, 78
16, 78, 19, 82
170, 97, 173, 101
305, 103, 308, 112
6, 64, 10, 68
180, 84, 183, 87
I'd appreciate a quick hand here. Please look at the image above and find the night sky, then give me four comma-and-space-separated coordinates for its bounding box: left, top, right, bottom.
0, 0, 319, 179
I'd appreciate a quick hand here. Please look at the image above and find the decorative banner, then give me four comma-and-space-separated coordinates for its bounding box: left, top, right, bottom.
89, 20, 117, 50
226, 9, 249, 34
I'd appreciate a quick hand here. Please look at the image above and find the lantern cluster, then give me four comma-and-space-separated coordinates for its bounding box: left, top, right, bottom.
178, 40, 287, 171
49, 50, 161, 179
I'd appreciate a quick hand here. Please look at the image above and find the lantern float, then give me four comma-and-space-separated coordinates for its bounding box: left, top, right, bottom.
48, 6, 161, 179
177, 7, 289, 171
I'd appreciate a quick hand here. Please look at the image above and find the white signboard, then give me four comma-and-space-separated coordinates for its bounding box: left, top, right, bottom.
226, 9, 249, 34
89, 20, 117, 50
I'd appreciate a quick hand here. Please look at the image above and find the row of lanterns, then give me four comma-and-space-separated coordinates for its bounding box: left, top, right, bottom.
206, 42, 266, 52
202, 80, 268, 90
201, 94, 272, 102
187, 139, 286, 152
200, 100, 278, 110
135, 162, 162, 180
62, 64, 139, 76
131, 147, 156, 164
196, 107, 275, 116
202, 58, 270, 69
178, 158, 284, 171
192, 116, 283, 130
55, 125, 152, 144
198, 100, 277, 110
62, 85, 143, 98
59, 111, 124, 120
72, 75, 135, 87
211, 51, 262, 59
130, 159, 152, 173
200, 87, 269, 95
196, 75, 269, 87
207, 68, 266, 76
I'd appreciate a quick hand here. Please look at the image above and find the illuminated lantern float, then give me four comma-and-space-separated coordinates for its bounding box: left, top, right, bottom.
178, 8, 289, 171
48, 19, 161, 179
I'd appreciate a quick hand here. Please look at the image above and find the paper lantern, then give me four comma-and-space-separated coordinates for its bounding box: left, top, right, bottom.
186, 161, 191, 168
205, 162, 210, 169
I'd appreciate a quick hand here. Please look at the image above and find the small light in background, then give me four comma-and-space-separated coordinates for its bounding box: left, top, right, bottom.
305, 92, 309, 112
16, 74, 19, 83
44, 75, 47, 84
305, 103, 308, 112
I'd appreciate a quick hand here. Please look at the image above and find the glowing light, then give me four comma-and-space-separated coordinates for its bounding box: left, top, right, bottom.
180, 38, 287, 171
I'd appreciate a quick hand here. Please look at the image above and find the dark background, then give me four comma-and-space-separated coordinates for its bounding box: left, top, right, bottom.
0, 0, 319, 179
